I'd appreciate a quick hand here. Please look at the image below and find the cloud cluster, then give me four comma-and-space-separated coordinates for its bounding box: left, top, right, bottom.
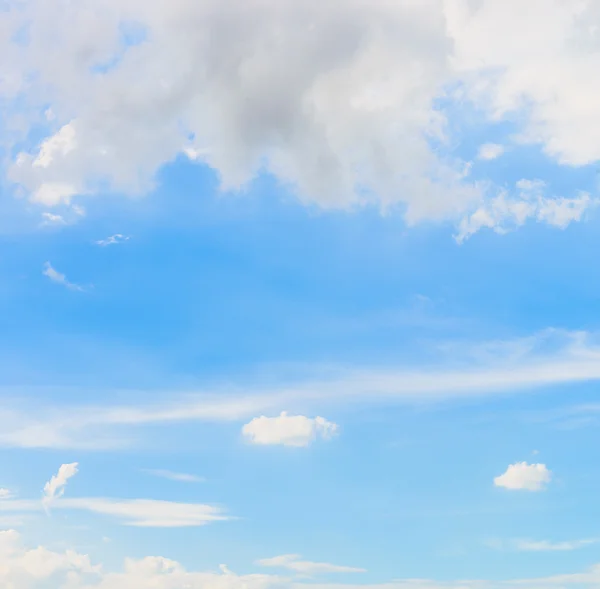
1, 0, 599, 237
1, 529, 600, 588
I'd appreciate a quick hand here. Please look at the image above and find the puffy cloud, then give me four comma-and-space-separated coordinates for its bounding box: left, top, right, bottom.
42, 262, 85, 292
42, 462, 78, 509
0, 529, 99, 588
257, 554, 365, 575
2, 532, 600, 588
447, 0, 600, 168
1, 0, 597, 237
242, 412, 338, 447
493, 462, 552, 491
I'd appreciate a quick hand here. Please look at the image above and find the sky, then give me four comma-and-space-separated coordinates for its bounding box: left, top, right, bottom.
3, 0, 600, 587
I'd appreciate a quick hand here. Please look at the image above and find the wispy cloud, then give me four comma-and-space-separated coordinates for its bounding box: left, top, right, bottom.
514, 538, 597, 552
0, 496, 229, 528
142, 469, 205, 483
43, 462, 78, 509
2, 330, 600, 449
95, 234, 130, 246
41, 212, 66, 226
42, 262, 85, 291
257, 554, 365, 575
1, 463, 228, 528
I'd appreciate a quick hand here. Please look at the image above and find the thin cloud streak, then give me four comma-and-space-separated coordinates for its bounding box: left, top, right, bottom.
1, 330, 600, 448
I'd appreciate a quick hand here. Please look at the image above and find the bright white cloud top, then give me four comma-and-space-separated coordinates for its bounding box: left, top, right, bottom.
242, 412, 338, 447
494, 462, 552, 492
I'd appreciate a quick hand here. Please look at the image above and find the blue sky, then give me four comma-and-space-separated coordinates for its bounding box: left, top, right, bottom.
3, 1, 600, 588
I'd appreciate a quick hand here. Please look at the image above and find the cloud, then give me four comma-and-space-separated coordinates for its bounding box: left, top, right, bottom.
493, 462, 551, 491
41, 211, 66, 225
4, 0, 598, 238
95, 234, 130, 246
42, 262, 85, 291
0, 496, 228, 528
242, 412, 338, 447
142, 469, 205, 483
4, 0, 485, 229
56, 497, 229, 527
455, 179, 596, 242
0, 489, 13, 500
514, 538, 597, 552
1, 329, 600, 449
0, 464, 228, 528
42, 462, 78, 509
3, 531, 600, 588
257, 555, 365, 575
477, 143, 504, 161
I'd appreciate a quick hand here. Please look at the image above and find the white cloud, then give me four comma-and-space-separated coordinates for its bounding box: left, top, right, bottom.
456, 179, 595, 242
95, 233, 130, 246
41, 211, 66, 225
493, 462, 551, 491
0, 0, 598, 239
0, 489, 13, 500
514, 538, 597, 552
477, 143, 504, 161
0, 464, 228, 528
57, 497, 228, 527
2, 531, 600, 588
257, 554, 365, 575
3, 0, 483, 226
1, 329, 600, 449
242, 412, 338, 447
142, 469, 205, 483
42, 462, 78, 509
42, 262, 84, 292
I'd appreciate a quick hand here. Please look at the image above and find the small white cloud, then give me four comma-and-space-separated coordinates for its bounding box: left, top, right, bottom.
143, 469, 204, 483
41, 212, 66, 226
477, 143, 505, 161
242, 412, 338, 447
456, 179, 595, 242
257, 554, 365, 575
515, 538, 597, 552
42, 262, 84, 291
42, 462, 78, 509
494, 462, 551, 491
95, 234, 130, 246
0, 489, 13, 500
